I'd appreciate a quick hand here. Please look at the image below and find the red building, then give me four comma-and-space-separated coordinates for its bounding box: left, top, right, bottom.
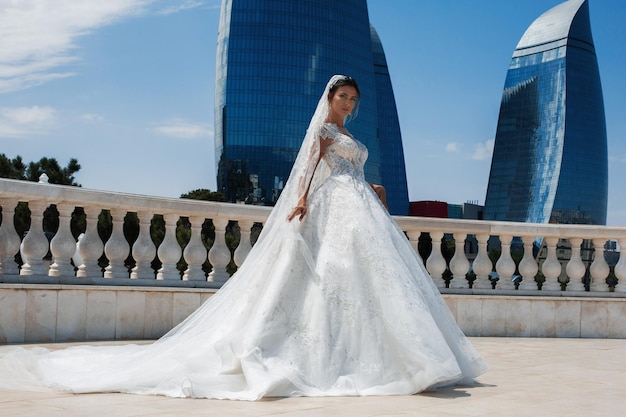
409, 201, 448, 218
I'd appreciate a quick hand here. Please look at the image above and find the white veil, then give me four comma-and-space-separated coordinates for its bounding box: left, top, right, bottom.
161, 75, 349, 342
251, 74, 347, 233
130, 75, 346, 349
156, 75, 349, 344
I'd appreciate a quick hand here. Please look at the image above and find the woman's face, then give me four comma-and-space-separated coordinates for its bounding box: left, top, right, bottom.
328, 86, 358, 121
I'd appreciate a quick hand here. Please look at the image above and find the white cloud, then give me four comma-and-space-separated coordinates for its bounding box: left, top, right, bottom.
157, 0, 206, 15
153, 118, 213, 139
445, 142, 459, 152
82, 113, 105, 123
609, 155, 626, 164
0, 0, 153, 94
472, 139, 494, 161
0, 106, 57, 138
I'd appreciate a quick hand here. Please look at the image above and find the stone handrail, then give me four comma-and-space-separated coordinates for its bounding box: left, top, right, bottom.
1, 178, 625, 294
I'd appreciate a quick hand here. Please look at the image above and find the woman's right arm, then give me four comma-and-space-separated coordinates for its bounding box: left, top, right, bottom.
287, 136, 332, 222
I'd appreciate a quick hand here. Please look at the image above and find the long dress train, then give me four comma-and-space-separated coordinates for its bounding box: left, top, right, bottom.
0, 121, 486, 400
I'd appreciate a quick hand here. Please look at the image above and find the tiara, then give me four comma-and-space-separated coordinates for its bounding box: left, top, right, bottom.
330, 75, 353, 88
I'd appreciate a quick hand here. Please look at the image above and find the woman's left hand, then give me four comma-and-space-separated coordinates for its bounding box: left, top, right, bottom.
370, 183, 389, 210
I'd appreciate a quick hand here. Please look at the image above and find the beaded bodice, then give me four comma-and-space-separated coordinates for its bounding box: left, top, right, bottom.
320, 123, 367, 180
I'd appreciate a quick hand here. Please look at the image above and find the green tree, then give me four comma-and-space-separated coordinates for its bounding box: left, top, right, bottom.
27, 157, 81, 186
0, 154, 81, 186
0, 154, 26, 179
180, 188, 225, 202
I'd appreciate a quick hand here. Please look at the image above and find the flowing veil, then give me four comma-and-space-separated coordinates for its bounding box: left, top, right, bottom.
157, 75, 345, 341
262, 74, 344, 230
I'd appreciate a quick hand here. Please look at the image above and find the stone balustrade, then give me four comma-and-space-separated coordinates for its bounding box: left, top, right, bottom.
1, 177, 626, 295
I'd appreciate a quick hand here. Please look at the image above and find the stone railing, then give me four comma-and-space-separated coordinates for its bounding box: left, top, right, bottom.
1, 177, 625, 295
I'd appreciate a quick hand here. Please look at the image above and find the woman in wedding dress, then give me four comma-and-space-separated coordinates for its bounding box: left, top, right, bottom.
0, 75, 486, 400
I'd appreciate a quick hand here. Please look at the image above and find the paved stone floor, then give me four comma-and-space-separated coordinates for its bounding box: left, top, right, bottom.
1, 337, 624, 417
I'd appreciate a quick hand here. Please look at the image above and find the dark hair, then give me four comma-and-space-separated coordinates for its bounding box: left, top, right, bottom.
328, 76, 360, 121
329, 76, 360, 97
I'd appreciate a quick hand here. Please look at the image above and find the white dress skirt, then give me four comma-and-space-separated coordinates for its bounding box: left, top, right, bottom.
0, 124, 487, 400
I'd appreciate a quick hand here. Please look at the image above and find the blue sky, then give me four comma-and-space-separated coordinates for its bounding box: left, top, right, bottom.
1, 1, 625, 224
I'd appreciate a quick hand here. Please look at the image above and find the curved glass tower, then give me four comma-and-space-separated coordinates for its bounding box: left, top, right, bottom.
483, 0, 607, 225
215, 0, 409, 214
370, 25, 410, 215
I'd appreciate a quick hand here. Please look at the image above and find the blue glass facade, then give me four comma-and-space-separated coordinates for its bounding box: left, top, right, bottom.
484, 0, 607, 225
215, 0, 409, 214
370, 25, 409, 215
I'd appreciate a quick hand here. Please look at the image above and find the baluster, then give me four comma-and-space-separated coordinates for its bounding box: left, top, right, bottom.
157, 213, 182, 280
183, 216, 208, 281
614, 238, 626, 293
77, 206, 105, 278
518, 236, 539, 290
471, 234, 492, 289
589, 238, 610, 292
20, 201, 49, 276
495, 234, 515, 290
131, 211, 156, 279
405, 229, 421, 255
208, 217, 231, 283
49, 204, 77, 277
0, 199, 21, 275
541, 237, 562, 291
73, 233, 84, 269
234, 220, 254, 267
449, 233, 469, 289
565, 238, 586, 292
425, 231, 447, 288
103, 208, 130, 278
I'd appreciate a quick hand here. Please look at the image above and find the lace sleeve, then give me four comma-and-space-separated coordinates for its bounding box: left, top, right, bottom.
297, 124, 334, 204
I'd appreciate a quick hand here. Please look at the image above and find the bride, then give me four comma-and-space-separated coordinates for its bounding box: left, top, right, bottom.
0, 75, 486, 400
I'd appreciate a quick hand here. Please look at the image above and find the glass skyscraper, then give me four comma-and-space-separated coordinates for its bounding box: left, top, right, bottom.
214, 0, 409, 214
370, 25, 410, 215
483, 0, 607, 225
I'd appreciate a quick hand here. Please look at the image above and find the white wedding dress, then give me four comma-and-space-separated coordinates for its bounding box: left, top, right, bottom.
0, 121, 486, 400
